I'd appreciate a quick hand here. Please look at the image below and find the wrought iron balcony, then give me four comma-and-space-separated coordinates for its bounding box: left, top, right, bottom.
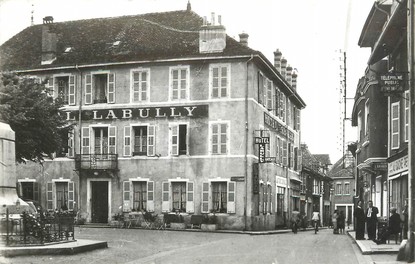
75, 153, 118, 171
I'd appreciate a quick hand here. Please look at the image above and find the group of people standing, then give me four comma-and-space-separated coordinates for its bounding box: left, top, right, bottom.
354, 200, 378, 240
331, 209, 346, 234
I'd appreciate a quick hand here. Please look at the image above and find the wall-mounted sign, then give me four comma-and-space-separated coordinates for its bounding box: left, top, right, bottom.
258, 143, 266, 163
264, 113, 294, 142
66, 105, 209, 121
388, 155, 408, 176
372, 162, 388, 171
380, 73, 404, 93
264, 157, 276, 163
255, 137, 270, 144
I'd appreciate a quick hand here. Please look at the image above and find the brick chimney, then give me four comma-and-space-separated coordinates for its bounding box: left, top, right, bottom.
41, 16, 57, 65
281, 58, 287, 79
239, 33, 249, 47
292, 71, 298, 90
274, 49, 282, 72
286, 65, 292, 85
199, 13, 226, 53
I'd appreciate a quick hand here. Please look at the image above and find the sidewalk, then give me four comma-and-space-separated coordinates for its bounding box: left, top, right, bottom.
347, 231, 401, 255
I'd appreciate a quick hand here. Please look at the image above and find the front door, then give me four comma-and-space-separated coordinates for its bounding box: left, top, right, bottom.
91, 181, 109, 223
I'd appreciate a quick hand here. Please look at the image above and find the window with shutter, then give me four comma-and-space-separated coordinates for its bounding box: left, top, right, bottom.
147, 125, 156, 156
132, 69, 150, 102
123, 181, 131, 212
47, 182, 53, 210
267, 80, 273, 111
282, 140, 288, 167
258, 72, 264, 105
210, 64, 230, 98
68, 75, 76, 105
147, 181, 154, 212
108, 73, 116, 103
108, 126, 116, 154
82, 127, 90, 154
227, 181, 236, 214
391, 102, 400, 149
172, 182, 186, 212
202, 182, 210, 213
210, 122, 229, 155
124, 126, 131, 156
162, 181, 170, 212
186, 181, 194, 213
170, 66, 189, 100
85, 74, 92, 104
68, 181, 74, 210
170, 124, 187, 156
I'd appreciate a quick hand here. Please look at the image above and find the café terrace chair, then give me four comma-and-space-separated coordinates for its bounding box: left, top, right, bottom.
142, 211, 156, 229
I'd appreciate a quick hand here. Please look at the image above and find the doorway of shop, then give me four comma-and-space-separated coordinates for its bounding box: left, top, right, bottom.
91, 181, 109, 223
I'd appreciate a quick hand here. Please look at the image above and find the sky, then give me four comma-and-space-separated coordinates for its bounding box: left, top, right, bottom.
0, 0, 375, 163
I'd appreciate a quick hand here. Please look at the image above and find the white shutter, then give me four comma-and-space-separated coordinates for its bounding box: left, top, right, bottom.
108, 73, 115, 103
391, 102, 400, 149
202, 182, 210, 213
85, 74, 92, 104
147, 125, 156, 156
47, 182, 53, 211
17, 182, 22, 197
68, 181, 75, 210
123, 181, 130, 212
67, 131, 74, 157
227, 181, 236, 213
186, 181, 194, 213
47, 77, 54, 97
162, 181, 170, 212
170, 124, 179, 156
147, 181, 155, 212
282, 140, 288, 167
33, 182, 40, 202
109, 126, 117, 154
82, 127, 90, 154
124, 126, 131, 156
68, 75, 76, 105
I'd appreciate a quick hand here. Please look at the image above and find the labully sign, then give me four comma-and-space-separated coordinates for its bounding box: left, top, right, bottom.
66, 105, 209, 121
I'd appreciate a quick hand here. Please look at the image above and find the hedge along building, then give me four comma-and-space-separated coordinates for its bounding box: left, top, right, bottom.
0, 4, 305, 230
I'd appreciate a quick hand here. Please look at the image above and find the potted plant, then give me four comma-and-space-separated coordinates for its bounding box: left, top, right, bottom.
201, 211, 218, 231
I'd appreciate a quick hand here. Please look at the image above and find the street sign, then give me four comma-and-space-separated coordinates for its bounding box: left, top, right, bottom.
231, 176, 245, 182
254, 137, 270, 144
380, 73, 404, 93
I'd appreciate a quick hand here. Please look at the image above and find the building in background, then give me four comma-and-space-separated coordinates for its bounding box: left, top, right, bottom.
0, 4, 305, 230
300, 144, 332, 226
328, 151, 355, 227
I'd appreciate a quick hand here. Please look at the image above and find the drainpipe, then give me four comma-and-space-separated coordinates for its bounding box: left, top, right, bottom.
244, 54, 254, 231
75, 65, 82, 217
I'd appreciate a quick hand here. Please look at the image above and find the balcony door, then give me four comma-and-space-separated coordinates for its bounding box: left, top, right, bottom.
94, 127, 108, 154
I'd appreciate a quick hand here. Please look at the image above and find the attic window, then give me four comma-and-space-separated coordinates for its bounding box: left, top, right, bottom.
64, 47, 73, 53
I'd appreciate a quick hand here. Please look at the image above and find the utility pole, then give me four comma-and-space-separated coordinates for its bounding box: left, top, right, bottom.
342, 51, 347, 169
406, 0, 415, 261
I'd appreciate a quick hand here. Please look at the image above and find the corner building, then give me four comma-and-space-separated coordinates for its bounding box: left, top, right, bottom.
0, 6, 305, 230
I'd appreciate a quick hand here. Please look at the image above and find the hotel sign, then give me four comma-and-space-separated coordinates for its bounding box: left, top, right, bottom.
264, 113, 294, 142
388, 155, 408, 176
380, 73, 404, 93
66, 105, 209, 121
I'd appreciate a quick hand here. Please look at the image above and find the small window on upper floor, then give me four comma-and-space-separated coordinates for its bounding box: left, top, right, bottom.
210, 64, 230, 99
170, 66, 189, 101
131, 69, 150, 103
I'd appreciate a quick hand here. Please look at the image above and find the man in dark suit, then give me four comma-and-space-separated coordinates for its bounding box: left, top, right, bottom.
366, 200, 379, 240
354, 200, 365, 240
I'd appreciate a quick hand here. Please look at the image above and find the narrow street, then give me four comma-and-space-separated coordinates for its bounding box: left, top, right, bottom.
0, 227, 402, 264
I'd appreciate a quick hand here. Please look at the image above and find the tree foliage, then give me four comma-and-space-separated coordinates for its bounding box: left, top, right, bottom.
0, 72, 71, 163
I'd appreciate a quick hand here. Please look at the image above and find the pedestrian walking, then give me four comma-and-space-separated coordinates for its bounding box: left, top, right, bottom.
337, 211, 345, 234
366, 200, 379, 240
291, 208, 300, 234
332, 209, 338, 234
354, 200, 365, 240
311, 208, 320, 234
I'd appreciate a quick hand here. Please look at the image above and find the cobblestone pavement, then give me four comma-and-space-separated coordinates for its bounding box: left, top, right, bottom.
0, 227, 407, 264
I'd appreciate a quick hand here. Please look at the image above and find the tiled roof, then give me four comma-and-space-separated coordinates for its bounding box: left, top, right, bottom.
328, 152, 354, 178
0, 10, 257, 71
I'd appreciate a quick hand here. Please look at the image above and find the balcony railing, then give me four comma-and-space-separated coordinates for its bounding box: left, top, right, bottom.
75, 153, 118, 171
